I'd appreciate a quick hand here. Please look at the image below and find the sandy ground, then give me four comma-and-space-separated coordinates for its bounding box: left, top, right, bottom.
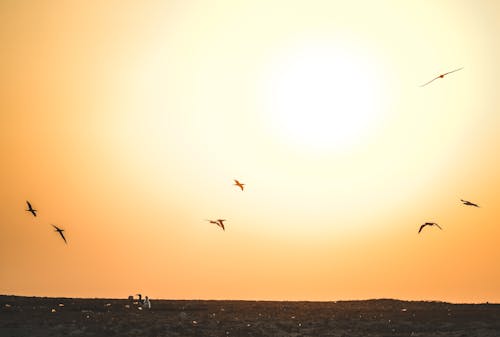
1, 295, 500, 337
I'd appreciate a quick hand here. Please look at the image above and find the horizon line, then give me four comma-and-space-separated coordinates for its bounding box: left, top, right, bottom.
1, 294, 497, 305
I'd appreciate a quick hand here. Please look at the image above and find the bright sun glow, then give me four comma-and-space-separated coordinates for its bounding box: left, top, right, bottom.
262, 41, 385, 153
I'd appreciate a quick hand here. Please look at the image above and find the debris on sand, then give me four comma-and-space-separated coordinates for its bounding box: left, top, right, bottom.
2, 297, 500, 337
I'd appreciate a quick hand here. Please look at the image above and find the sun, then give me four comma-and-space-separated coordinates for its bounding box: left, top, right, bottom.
261, 40, 386, 153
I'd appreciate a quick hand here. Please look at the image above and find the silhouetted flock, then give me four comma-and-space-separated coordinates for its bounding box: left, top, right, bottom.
27, 67, 477, 243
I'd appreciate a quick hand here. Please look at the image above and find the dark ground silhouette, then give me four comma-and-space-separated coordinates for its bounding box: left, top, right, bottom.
1, 295, 500, 336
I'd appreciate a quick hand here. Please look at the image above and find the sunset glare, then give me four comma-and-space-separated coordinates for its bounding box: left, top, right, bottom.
1, 0, 500, 304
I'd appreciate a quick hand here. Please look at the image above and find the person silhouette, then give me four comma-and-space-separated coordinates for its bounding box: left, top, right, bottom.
143, 296, 151, 309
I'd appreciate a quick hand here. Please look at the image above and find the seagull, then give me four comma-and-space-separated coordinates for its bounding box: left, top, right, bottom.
26, 201, 37, 217
420, 67, 463, 87
461, 199, 479, 207
207, 219, 226, 231
418, 222, 442, 234
52, 225, 67, 244
233, 179, 245, 191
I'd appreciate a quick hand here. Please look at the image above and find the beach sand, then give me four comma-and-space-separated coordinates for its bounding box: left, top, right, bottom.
1, 295, 499, 336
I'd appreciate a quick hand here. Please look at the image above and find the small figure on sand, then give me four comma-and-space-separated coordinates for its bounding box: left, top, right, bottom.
134, 293, 150, 309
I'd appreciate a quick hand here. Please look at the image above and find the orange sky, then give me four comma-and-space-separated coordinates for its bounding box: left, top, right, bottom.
1, 0, 500, 303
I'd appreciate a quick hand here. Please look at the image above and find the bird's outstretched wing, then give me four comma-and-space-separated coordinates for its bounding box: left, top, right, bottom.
434, 223, 443, 230
26, 201, 32, 209
420, 76, 440, 87
443, 67, 463, 76
418, 224, 427, 233
217, 219, 226, 230
58, 231, 67, 244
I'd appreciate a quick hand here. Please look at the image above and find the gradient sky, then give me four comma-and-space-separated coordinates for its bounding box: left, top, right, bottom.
1, 0, 500, 302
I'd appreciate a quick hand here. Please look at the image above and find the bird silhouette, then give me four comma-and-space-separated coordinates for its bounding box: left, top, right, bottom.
207, 219, 226, 231
418, 222, 442, 233
234, 179, 245, 191
52, 225, 67, 244
26, 201, 37, 217
420, 67, 463, 87
461, 199, 479, 207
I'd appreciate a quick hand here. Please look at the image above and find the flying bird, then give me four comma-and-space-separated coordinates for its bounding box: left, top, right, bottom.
461, 199, 479, 207
52, 225, 67, 244
25, 201, 37, 217
418, 222, 442, 234
233, 179, 245, 191
207, 219, 226, 231
420, 67, 463, 87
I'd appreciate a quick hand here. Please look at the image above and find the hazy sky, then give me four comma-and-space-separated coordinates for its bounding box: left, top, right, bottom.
1, 0, 500, 302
